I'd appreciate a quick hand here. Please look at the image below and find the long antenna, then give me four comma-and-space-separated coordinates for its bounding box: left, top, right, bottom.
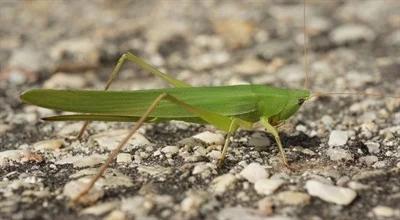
310, 91, 400, 100
303, 0, 310, 90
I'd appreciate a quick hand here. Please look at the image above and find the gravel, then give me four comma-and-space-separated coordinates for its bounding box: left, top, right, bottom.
1, 0, 400, 219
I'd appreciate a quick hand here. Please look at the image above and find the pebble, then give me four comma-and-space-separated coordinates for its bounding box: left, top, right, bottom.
181, 193, 206, 213
365, 141, 380, 154
233, 57, 268, 76
359, 156, 378, 166
80, 201, 120, 216
372, 206, 395, 217
248, 132, 271, 151
120, 196, 154, 217
161, 145, 179, 156
254, 179, 285, 196
218, 207, 293, 220
240, 162, 269, 183
211, 174, 236, 194
326, 147, 353, 161
212, 19, 255, 49
56, 154, 107, 168
104, 210, 126, 220
116, 153, 132, 164
257, 197, 274, 215
0, 124, 10, 135
43, 72, 87, 89
330, 24, 376, 44
275, 191, 311, 205
50, 38, 100, 67
192, 162, 210, 175
193, 131, 225, 145
32, 139, 63, 151
328, 130, 348, 147
90, 130, 151, 151
347, 181, 370, 190
8, 47, 44, 72
0, 150, 23, 166
138, 165, 172, 177
207, 150, 222, 160
305, 180, 357, 205
63, 177, 104, 204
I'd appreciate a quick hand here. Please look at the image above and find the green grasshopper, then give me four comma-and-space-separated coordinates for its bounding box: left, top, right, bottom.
21, 2, 314, 204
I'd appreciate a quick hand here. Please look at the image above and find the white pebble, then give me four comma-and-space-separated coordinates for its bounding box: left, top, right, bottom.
33, 139, 63, 151
365, 141, 380, 154
56, 154, 107, 168
326, 147, 353, 161
254, 178, 284, 195
305, 180, 357, 205
0, 150, 23, 166
276, 191, 311, 205
372, 206, 395, 217
193, 131, 225, 145
211, 174, 236, 194
240, 162, 269, 183
161, 145, 179, 155
63, 177, 104, 204
116, 153, 132, 164
328, 130, 348, 147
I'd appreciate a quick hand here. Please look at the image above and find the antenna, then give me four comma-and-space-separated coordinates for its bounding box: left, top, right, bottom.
303, 0, 310, 90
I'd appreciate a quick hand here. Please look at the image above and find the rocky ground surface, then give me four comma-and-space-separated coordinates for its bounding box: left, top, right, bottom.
1, 0, 400, 219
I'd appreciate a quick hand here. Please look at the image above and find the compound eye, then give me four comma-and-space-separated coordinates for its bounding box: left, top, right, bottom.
298, 98, 305, 106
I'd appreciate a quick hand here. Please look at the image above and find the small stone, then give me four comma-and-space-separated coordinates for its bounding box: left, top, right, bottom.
192, 162, 210, 175
90, 130, 151, 151
0, 150, 23, 166
348, 181, 370, 190
181, 193, 206, 213
372, 206, 395, 217
257, 197, 274, 215
104, 210, 126, 220
193, 131, 225, 145
8, 47, 44, 72
211, 174, 236, 194
233, 57, 268, 75
240, 162, 269, 183
359, 156, 379, 166
0, 124, 10, 135
326, 147, 353, 161
254, 179, 284, 195
365, 141, 380, 154
63, 177, 104, 204
161, 145, 179, 156
248, 133, 271, 151
275, 191, 311, 205
138, 165, 172, 177
116, 153, 132, 164
330, 24, 376, 44
80, 201, 120, 216
305, 180, 357, 205
55, 154, 107, 168
121, 196, 154, 217
207, 150, 222, 160
213, 19, 255, 49
33, 139, 63, 151
218, 207, 293, 220
43, 72, 87, 89
50, 38, 100, 67
328, 130, 348, 147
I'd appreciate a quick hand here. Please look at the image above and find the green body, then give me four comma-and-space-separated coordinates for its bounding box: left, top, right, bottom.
21, 84, 309, 130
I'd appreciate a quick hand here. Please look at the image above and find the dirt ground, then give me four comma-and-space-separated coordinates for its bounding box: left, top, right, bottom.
1, 0, 400, 219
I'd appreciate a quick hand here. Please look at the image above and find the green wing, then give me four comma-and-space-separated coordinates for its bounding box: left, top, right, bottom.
20, 85, 259, 119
